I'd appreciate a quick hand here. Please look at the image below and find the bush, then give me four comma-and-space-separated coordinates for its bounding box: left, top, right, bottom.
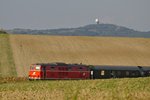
0, 30, 7, 34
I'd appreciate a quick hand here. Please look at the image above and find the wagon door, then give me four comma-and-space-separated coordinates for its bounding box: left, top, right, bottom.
79, 66, 90, 79
43, 66, 46, 79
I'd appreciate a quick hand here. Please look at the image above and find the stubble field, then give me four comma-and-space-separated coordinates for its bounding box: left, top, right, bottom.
9, 34, 150, 77
1, 34, 150, 100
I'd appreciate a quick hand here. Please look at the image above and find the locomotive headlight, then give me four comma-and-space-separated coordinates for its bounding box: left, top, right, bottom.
32, 72, 36, 75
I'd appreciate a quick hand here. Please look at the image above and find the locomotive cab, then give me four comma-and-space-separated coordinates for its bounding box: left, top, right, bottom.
29, 64, 42, 80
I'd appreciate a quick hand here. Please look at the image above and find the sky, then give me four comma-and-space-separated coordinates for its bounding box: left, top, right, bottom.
0, 0, 150, 31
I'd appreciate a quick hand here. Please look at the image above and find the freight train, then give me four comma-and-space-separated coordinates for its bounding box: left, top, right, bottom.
28, 62, 150, 80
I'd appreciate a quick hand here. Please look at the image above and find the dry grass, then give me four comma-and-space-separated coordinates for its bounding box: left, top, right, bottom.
9, 34, 150, 77
0, 77, 27, 83
0, 34, 16, 77
1, 77, 150, 100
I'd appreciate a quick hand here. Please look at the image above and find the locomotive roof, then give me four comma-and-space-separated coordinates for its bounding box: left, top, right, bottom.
93, 65, 140, 70
36, 62, 67, 66
35, 62, 87, 67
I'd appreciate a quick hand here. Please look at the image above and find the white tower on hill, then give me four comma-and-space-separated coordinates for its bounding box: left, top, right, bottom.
95, 18, 99, 24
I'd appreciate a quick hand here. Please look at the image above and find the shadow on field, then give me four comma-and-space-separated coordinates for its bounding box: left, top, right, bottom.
0, 77, 28, 83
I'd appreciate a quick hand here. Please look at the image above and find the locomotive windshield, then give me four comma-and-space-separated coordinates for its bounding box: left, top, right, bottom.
30, 65, 41, 70
35, 65, 40, 70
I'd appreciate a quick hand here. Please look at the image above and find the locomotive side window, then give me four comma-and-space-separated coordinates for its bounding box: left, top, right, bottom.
30, 66, 34, 70
51, 67, 55, 71
79, 67, 83, 71
68, 67, 72, 71
59, 67, 65, 70
101, 70, 105, 76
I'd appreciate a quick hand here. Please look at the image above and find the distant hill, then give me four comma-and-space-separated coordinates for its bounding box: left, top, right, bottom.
7, 24, 150, 38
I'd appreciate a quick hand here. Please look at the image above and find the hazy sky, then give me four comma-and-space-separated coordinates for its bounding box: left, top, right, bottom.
0, 0, 150, 31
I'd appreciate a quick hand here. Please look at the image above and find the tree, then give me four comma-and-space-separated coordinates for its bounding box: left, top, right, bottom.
0, 29, 7, 34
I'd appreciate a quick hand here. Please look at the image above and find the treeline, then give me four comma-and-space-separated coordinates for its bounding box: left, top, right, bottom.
0, 30, 7, 34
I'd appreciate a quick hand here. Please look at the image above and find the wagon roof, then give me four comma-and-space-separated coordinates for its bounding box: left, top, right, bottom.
93, 65, 140, 70
142, 66, 150, 70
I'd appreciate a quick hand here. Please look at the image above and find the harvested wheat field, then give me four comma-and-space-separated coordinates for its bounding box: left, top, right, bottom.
9, 34, 150, 77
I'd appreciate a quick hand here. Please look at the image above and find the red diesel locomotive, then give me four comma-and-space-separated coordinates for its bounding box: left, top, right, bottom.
29, 62, 91, 80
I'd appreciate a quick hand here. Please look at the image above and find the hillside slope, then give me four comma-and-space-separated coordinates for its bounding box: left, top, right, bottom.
8, 24, 150, 38
9, 34, 150, 77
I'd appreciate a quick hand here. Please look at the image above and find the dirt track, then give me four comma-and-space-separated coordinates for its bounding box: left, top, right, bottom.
0, 34, 16, 77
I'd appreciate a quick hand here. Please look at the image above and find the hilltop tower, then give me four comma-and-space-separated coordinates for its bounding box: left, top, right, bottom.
95, 18, 99, 24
